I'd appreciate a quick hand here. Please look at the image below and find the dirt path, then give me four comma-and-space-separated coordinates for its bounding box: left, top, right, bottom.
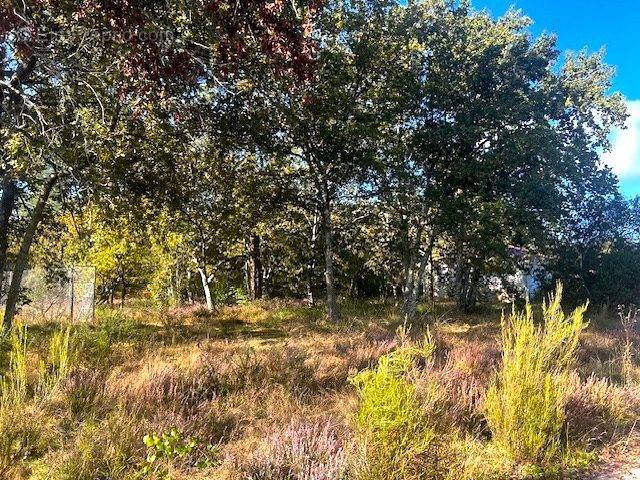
592, 442, 640, 479
595, 464, 640, 479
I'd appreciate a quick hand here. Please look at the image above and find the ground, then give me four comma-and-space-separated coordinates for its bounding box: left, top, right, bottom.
592, 440, 640, 479
2, 298, 639, 479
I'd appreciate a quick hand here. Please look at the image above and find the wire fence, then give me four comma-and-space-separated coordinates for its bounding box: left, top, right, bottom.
1, 266, 96, 322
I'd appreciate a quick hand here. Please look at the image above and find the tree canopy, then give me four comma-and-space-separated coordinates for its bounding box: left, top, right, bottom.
1, 0, 636, 326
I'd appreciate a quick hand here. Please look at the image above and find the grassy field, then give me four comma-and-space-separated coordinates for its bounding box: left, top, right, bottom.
0, 296, 638, 479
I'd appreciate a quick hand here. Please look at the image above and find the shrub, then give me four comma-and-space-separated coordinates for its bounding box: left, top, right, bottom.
94, 309, 138, 344
139, 428, 219, 478
349, 329, 437, 480
243, 420, 349, 480
74, 324, 112, 365
484, 284, 587, 465
434, 341, 501, 433
565, 373, 640, 445
443, 435, 513, 480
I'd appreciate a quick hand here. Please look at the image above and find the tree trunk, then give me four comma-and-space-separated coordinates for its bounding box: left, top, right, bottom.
401, 217, 425, 322
454, 238, 469, 312
247, 234, 263, 301
306, 214, 319, 305
321, 185, 339, 322
120, 274, 126, 307
464, 269, 481, 313
197, 267, 214, 311
186, 270, 193, 304
0, 175, 17, 297
324, 221, 338, 321
429, 248, 435, 303
403, 238, 431, 323
3, 174, 57, 331
456, 266, 479, 314
402, 243, 418, 319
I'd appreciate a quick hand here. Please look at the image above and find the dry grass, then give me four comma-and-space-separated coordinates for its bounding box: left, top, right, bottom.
0, 298, 636, 479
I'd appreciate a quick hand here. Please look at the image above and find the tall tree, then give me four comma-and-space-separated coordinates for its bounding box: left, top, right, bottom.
376, 3, 626, 314
0, 0, 317, 327
263, 0, 400, 320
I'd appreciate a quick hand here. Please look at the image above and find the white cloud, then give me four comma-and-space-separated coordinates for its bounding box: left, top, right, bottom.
603, 100, 640, 178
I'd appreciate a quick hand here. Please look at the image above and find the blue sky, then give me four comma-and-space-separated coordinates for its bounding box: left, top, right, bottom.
473, 0, 640, 197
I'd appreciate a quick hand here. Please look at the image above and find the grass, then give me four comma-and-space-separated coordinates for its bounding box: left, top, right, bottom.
0, 295, 636, 479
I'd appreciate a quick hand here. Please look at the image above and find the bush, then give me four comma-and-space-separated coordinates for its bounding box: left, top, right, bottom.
564, 373, 640, 446
484, 284, 587, 465
139, 428, 219, 478
74, 310, 138, 365
350, 329, 438, 480
243, 420, 349, 480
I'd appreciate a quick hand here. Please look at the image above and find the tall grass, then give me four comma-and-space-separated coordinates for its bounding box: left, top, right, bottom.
350, 328, 438, 479
485, 284, 587, 465
0, 324, 75, 476
618, 305, 638, 385
0, 325, 34, 475
3, 325, 28, 404
39, 325, 73, 396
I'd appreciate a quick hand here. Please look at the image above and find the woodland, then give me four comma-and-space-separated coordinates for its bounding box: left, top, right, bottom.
1, 1, 640, 479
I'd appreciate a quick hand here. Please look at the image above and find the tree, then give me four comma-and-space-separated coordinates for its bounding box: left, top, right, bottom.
546, 194, 640, 307
376, 4, 625, 314
261, 0, 402, 320
0, 0, 318, 328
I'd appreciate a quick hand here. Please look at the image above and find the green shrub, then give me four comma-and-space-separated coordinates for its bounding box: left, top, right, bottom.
485, 284, 587, 465
75, 310, 139, 365
98, 310, 138, 341
350, 328, 437, 480
75, 324, 112, 364
139, 428, 219, 478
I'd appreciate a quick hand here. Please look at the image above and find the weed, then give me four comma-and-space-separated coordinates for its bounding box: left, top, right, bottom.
138, 427, 218, 478
39, 325, 73, 396
48, 409, 143, 480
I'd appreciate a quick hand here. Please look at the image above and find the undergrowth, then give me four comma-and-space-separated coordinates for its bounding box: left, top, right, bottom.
0, 296, 635, 479
350, 328, 439, 480
485, 284, 588, 466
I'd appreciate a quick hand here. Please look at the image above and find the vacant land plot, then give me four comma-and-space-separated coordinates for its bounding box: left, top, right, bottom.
0, 296, 637, 480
